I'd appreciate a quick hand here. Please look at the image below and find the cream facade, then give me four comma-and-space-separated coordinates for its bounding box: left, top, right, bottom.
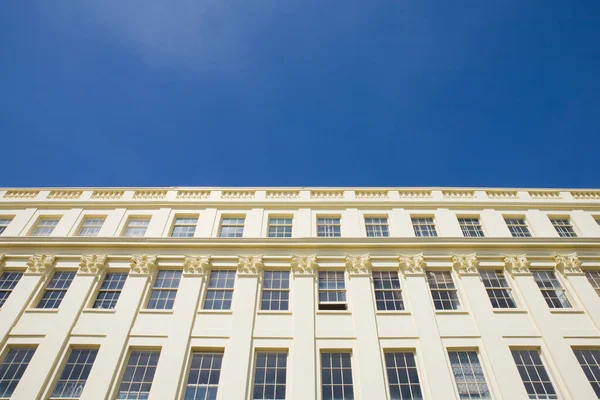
0, 187, 599, 399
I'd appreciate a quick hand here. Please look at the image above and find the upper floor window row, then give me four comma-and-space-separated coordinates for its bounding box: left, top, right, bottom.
8, 212, 595, 238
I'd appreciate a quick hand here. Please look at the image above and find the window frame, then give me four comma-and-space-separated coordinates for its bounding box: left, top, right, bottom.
121, 216, 151, 237
115, 348, 161, 400
447, 349, 492, 400
457, 216, 485, 238
411, 216, 438, 237
383, 350, 424, 400
316, 216, 342, 238
77, 217, 106, 237
203, 270, 236, 310
30, 217, 61, 237
0, 270, 24, 308
251, 350, 288, 400
49, 347, 99, 399
35, 270, 76, 309
146, 269, 182, 310
364, 216, 390, 238
267, 216, 293, 238
426, 270, 461, 311
584, 270, 600, 296
572, 347, 600, 398
532, 269, 572, 309
320, 351, 355, 400
511, 348, 559, 400
0, 216, 13, 235
183, 350, 224, 400
479, 269, 518, 309
218, 216, 245, 238
0, 346, 37, 398
504, 216, 532, 238
170, 215, 199, 238
317, 270, 348, 311
91, 271, 128, 309
549, 216, 578, 238
260, 270, 291, 311
372, 270, 404, 311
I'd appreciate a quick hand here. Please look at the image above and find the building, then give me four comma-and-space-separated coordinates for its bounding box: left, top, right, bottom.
0, 186, 599, 400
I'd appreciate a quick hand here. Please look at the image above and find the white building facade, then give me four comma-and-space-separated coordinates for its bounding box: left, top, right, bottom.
0, 187, 599, 400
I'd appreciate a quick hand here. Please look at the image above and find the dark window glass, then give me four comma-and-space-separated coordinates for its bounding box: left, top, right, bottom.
50, 349, 98, 399
185, 352, 223, 400
253, 352, 287, 400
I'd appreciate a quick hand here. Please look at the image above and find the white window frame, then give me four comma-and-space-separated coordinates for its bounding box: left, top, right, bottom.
0, 216, 13, 235
411, 216, 438, 237
122, 217, 151, 237
77, 217, 106, 237
218, 216, 245, 238
267, 216, 293, 238
504, 216, 533, 237
170, 215, 198, 238
549, 216, 578, 238
30, 217, 61, 237
457, 216, 485, 238
364, 216, 390, 238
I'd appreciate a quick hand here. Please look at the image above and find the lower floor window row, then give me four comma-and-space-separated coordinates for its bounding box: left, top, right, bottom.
0, 346, 599, 399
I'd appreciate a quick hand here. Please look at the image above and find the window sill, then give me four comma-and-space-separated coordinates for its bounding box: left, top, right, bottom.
25, 308, 59, 314
82, 308, 116, 314
257, 310, 293, 315
492, 309, 528, 314
435, 310, 469, 315
549, 308, 585, 314
316, 310, 352, 315
376, 310, 411, 315
198, 309, 233, 315
139, 309, 174, 314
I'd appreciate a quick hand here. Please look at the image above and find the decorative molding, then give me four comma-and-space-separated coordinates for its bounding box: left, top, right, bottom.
529, 190, 561, 200
355, 190, 388, 200
3, 190, 39, 199
310, 190, 344, 200
221, 190, 255, 200
503, 254, 530, 275
78, 255, 107, 275
554, 252, 582, 275
177, 190, 210, 200
398, 190, 432, 199
291, 254, 318, 276
486, 190, 518, 200
237, 255, 263, 276
265, 190, 300, 200
345, 254, 372, 275
442, 190, 475, 199
133, 190, 167, 200
183, 255, 211, 276
90, 190, 124, 200
451, 253, 479, 275
571, 190, 600, 200
399, 253, 426, 275
0, 254, 5, 270
130, 255, 158, 275
25, 254, 56, 275
47, 190, 82, 200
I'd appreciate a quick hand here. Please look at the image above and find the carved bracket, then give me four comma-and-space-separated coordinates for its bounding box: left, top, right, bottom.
25, 254, 56, 276
183, 255, 211, 276
503, 254, 530, 275
399, 253, 425, 275
451, 253, 479, 275
130, 255, 158, 276
237, 255, 263, 276
291, 254, 318, 276
78, 255, 107, 276
554, 252, 582, 275
345, 254, 372, 276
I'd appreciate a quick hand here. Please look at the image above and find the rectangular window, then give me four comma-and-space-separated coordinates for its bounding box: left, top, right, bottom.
384, 352, 423, 400
171, 217, 198, 238
93, 272, 127, 309
373, 271, 404, 311
185, 352, 223, 400
261, 271, 290, 311
0, 272, 23, 308
573, 349, 600, 398
480, 270, 516, 308
318, 271, 347, 311
50, 348, 98, 399
268, 218, 292, 238
219, 217, 245, 238
412, 217, 437, 237
0, 348, 36, 398
317, 217, 341, 237
147, 270, 182, 310
204, 270, 236, 310
458, 217, 485, 238
532, 270, 572, 308
512, 349, 557, 399
365, 217, 390, 237
448, 351, 491, 399
123, 218, 150, 237
585, 271, 600, 296
0, 217, 12, 235
321, 352, 354, 400
37, 271, 76, 309
77, 218, 105, 237
505, 217, 532, 237
117, 350, 160, 400
31, 218, 59, 236
550, 218, 577, 237
253, 352, 287, 400
427, 271, 460, 310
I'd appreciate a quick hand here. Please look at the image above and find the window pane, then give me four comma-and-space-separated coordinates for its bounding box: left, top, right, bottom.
373, 271, 404, 311
0, 272, 23, 307
186, 352, 223, 400
532, 270, 572, 308
412, 218, 437, 237
573, 349, 600, 398
220, 218, 245, 238
172, 217, 198, 238
318, 271, 347, 310
32, 218, 59, 236
50, 349, 98, 399
268, 218, 292, 238
448, 351, 491, 399
585, 271, 600, 296
253, 352, 287, 400
0, 348, 36, 398
0, 218, 13, 235
480, 270, 516, 308
37, 272, 76, 309
512, 350, 557, 399
458, 218, 485, 238
321, 353, 354, 400
504, 218, 532, 238
93, 273, 127, 309
124, 218, 150, 237
204, 271, 236, 310
317, 218, 341, 237
365, 217, 390, 237
78, 218, 105, 237
147, 271, 182, 310
261, 271, 290, 311
385, 352, 423, 399
117, 350, 160, 399
427, 271, 460, 310
550, 218, 577, 238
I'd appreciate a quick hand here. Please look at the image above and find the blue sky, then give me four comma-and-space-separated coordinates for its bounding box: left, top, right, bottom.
1, 2, 599, 188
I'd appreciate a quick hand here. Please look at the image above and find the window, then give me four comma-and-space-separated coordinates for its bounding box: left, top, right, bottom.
458, 217, 485, 238
268, 218, 292, 238
505, 217, 532, 237
50, 348, 98, 399
253, 352, 287, 400
550, 218, 577, 237
117, 350, 160, 400
93, 272, 127, 309
318, 271, 347, 310
512, 349, 557, 399
321, 352, 354, 400
219, 217, 245, 238
412, 217, 437, 237
0, 348, 36, 398
185, 352, 223, 400
384, 352, 423, 400
37, 271, 76, 309
427, 271, 460, 310
0, 217, 12, 235
78, 218, 105, 237
480, 270, 516, 308
204, 270, 235, 310
261, 271, 290, 311
373, 271, 404, 311
365, 217, 389, 237
585, 271, 600, 296
171, 217, 198, 238
573, 349, 600, 398
123, 218, 150, 237
448, 351, 491, 399
147, 270, 182, 310
317, 217, 341, 237
0, 272, 23, 307
31, 218, 59, 236
532, 270, 572, 308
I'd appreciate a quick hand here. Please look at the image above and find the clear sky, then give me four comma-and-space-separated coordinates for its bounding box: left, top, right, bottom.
1, 2, 599, 188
